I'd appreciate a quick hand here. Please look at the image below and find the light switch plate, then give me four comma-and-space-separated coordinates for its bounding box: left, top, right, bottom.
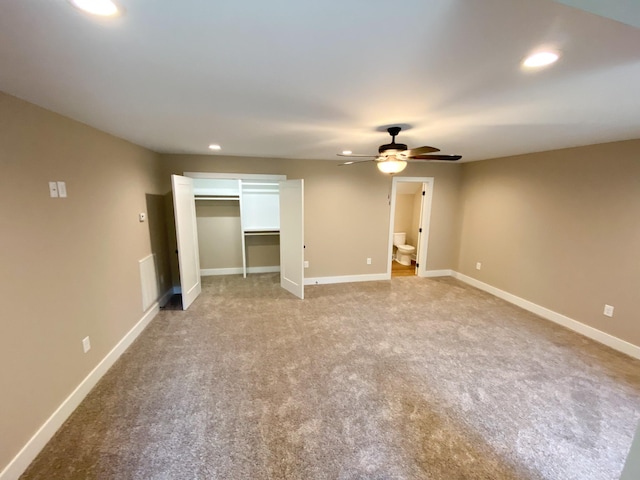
57, 181, 67, 198
604, 304, 614, 317
49, 182, 59, 198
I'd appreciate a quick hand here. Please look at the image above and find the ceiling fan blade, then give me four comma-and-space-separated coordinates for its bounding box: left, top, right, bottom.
338, 159, 375, 166
410, 154, 462, 161
405, 146, 440, 157
337, 153, 377, 158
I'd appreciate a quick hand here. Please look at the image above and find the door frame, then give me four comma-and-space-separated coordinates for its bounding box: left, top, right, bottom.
386, 176, 435, 278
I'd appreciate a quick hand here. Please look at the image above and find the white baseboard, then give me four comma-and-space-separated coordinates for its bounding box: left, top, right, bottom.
0, 303, 160, 480
201, 266, 280, 276
452, 272, 640, 360
305, 273, 390, 285
423, 269, 454, 277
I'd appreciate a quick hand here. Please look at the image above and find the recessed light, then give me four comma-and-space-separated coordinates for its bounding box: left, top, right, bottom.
523, 51, 559, 68
69, 0, 121, 17
342, 150, 352, 155
208, 144, 221, 151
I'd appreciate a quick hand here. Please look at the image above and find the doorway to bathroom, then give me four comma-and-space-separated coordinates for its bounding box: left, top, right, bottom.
387, 177, 434, 278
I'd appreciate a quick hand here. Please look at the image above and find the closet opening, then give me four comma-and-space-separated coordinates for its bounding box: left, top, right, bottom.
171, 172, 304, 309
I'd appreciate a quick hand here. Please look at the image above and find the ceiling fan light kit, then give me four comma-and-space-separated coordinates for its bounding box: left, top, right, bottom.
338, 126, 461, 174
377, 157, 407, 174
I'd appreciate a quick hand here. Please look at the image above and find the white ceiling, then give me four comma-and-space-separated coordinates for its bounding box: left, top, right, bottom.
0, 0, 638, 162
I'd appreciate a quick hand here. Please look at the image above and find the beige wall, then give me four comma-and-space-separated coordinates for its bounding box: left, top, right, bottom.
457, 140, 640, 346
0, 92, 165, 471
196, 202, 243, 269
160, 155, 463, 279
195, 200, 280, 270
393, 194, 415, 244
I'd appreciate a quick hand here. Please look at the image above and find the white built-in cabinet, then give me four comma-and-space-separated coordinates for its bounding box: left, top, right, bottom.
190, 174, 284, 278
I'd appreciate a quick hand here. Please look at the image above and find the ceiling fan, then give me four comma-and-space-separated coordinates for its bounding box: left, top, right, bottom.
338, 126, 462, 174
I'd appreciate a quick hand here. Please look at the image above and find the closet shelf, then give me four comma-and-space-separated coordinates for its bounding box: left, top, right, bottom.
195, 195, 240, 201
242, 182, 279, 187
243, 229, 280, 236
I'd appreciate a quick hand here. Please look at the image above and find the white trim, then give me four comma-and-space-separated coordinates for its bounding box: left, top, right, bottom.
0, 305, 160, 480
139, 253, 158, 312
387, 177, 435, 279
184, 172, 286, 181
305, 273, 390, 285
416, 180, 434, 278
452, 272, 640, 360
424, 269, 454, 277
201, 266, 280, 276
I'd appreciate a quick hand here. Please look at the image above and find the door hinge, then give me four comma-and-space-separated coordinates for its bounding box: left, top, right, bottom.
419, 228, 422, 233
416, 263, 419, 268
422, 191, 426, 196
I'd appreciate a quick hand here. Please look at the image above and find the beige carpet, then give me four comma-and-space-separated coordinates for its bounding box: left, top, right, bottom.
21, 275, 640, 479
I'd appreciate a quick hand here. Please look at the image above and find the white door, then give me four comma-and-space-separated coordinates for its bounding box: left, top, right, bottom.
416, 181, 433, 277
171, 174, 202, 310
414, 184, 426, 276
279, 179, 304, 299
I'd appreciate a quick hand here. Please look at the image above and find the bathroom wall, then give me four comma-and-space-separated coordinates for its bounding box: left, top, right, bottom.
394, 182, 425, 248
393, 193, 415, 244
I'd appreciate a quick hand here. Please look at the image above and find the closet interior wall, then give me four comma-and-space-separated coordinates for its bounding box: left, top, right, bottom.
192, 176, 282, 277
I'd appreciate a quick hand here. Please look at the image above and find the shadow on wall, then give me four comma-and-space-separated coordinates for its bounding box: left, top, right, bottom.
161, 191, 181, 289
145, 193, 174, 297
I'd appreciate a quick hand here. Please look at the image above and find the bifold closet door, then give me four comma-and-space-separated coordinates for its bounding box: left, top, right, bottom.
171, 174, 202, 310
279, 179, 304, 299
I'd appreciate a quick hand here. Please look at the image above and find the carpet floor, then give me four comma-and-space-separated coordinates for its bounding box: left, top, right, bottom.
20, 275, 640, 479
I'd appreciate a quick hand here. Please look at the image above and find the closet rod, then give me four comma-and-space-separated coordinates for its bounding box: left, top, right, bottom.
244, 231, 280, 236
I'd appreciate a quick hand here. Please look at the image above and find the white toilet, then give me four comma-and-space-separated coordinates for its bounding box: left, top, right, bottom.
393, 232, 415, 266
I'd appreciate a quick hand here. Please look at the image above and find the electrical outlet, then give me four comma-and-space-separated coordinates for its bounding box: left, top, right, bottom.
604, 304, 614, 317
476, 262, 482, 270
82, 336, 91, 353
304, 261, 309, 268
139, 212, 146, 222
367, 258, 372, 265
